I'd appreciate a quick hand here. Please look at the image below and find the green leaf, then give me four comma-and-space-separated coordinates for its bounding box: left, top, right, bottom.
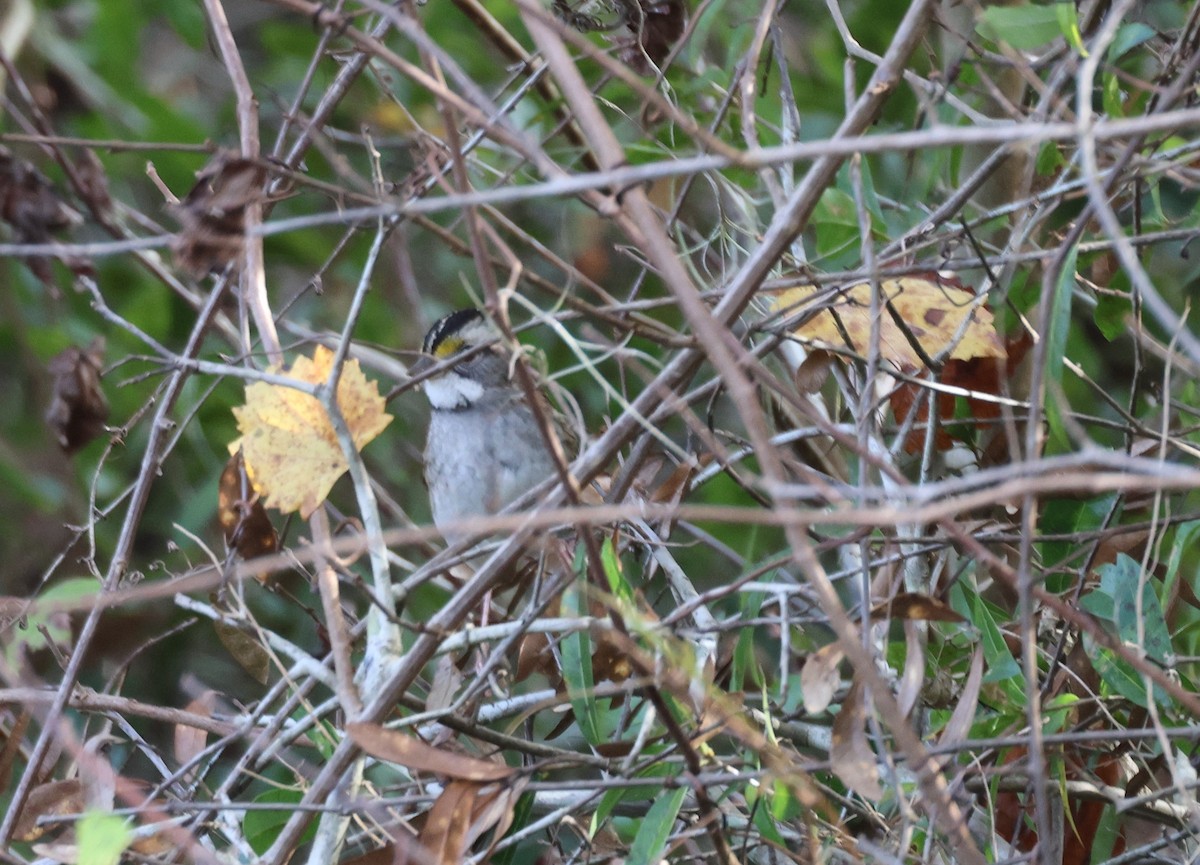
746, 782, 788, 846
732, 590, 766, 692
1093, 289, 1132, 340
626, 785, 686, 865
1102, 73, 1124, 118
244, 788, 318, 855
1108, 23, 1156, 61
601, 535, 634, 606
1036, 141, 1066, 176
594, 760, 672, 828
1045, 244, 1078, 450
77, 813, 132, 865
1102, 554, 1171, 664
978, 4, 1065, 51
814, 187, 859, 258
1080, 554, 1172, 708
561, 581, 604, 745
1039, 493, 1118, 586
3, 577, 98, 672
1056, 3, 1087, 56
965, 588, 1024, 704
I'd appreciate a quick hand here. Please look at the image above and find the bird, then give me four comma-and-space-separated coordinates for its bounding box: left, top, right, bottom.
412, 309, 566, 546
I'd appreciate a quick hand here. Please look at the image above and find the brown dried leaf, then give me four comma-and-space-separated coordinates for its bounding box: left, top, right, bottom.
896, 620, 925, 719
74, 150, 112, 215
172, 154, 265, 276
338, 846, 396, 865
213, 621, 270, 685
774, 276, 1005, 371
426, 654, 463, 715
217, 450, 279, 563
515, 631, 556, 684
174, 690, 217, 773
45, 338, 109, 453
831, 680, 883, 801
228, 346, 393, 518
31, 837, 79, 864
415, 781, 489, 865
801, 643, 844, 715
13, 778, 83, 841
592, 627, 635, 685
0, 145, 82, 287
418, 778, 527, 865
649, 455, 703, 505
618, 0, 687, 74
870, 592, 966, 623
346, 722, 514, 782
0, 710, 30, 793
793, 349, 835, 395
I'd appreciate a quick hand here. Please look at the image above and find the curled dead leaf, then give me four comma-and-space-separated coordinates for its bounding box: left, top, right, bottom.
174, 690, 218, 777
346, 722, 514, 782
217, 449, 279, 564
793, 349, 835, 395
935, 648, 983, 769
418, 777, 528, 865
0, 145, 83, 287
618, 0, 687, 74
45, 338, 109, 453
13, 778, 83, 841
869, 592, 966, 623
801, 642, 844, 715
831, 680, 883, 801
172, 154, 266, 276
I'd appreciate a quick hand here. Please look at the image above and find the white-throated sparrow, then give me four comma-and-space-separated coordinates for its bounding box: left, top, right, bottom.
412, 309, 565, 546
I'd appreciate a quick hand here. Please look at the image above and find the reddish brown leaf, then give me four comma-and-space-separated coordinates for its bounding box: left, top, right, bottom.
172, 154, 265, 276
338, 846, 396, 865
870, 592, 966, 623
13, 779, 84, 841
45, 338, 109, 453
415, 778, 527, 865
347, 722, 514, 782
217, 450, 279, 564
515, 631, 556, 684
649, 456, 704, 505
794, 349, 835, 395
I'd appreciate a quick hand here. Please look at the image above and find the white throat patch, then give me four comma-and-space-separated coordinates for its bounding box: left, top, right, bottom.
423, 372, 485, 409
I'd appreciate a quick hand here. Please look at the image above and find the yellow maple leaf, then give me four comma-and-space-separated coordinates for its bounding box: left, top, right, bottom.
229, 346, 393, 518
772, 276, 1005, 370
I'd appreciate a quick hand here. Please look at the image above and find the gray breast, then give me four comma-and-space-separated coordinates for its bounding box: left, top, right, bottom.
424, 396, 557, 543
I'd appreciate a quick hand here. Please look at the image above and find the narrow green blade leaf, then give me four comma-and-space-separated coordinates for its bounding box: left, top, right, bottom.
626, 786, 687, 865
